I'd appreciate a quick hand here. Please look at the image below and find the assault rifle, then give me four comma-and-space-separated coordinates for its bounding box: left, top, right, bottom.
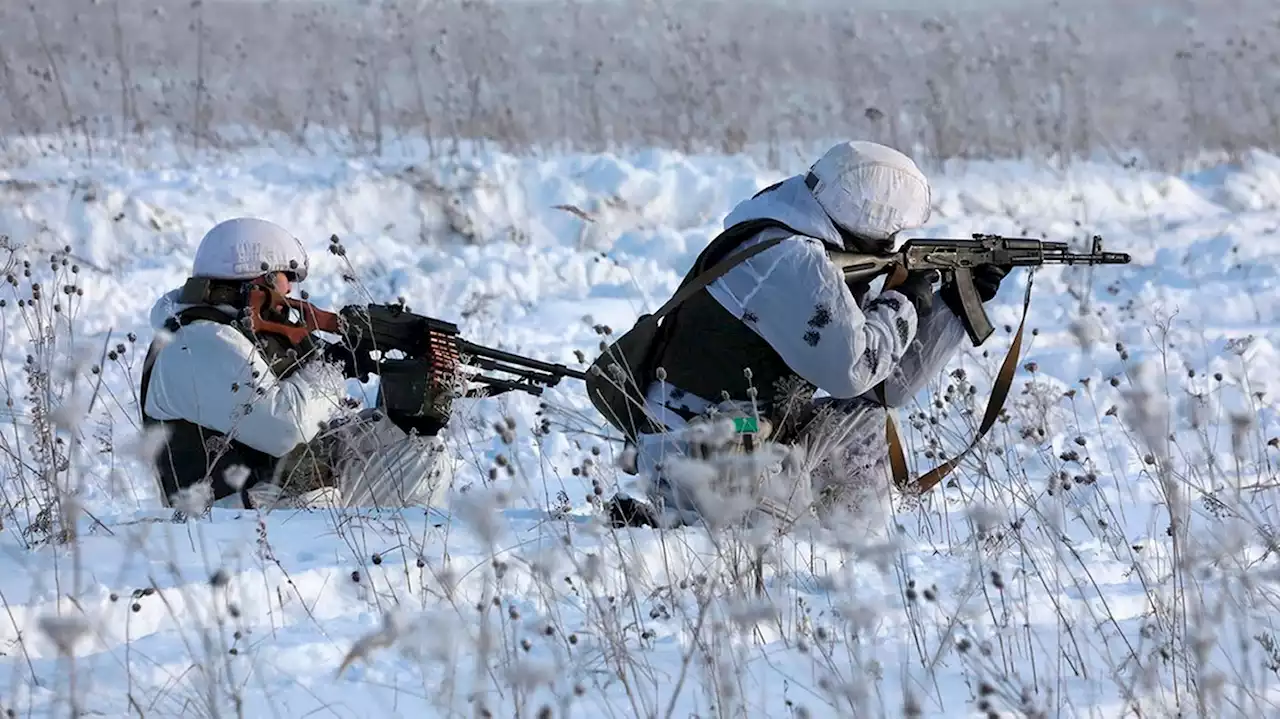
179, 277, 587, 435
822, 233, 1130, 495
828, 233, 1132, 345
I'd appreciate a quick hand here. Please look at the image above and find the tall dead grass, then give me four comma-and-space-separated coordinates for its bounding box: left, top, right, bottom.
2, 0, 1278, 169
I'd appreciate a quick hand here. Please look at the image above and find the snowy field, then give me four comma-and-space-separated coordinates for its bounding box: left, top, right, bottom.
1, 137, 1280, 718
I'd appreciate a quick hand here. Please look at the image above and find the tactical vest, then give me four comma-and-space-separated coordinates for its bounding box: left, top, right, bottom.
139, 306, 306, 508
651, 221, 870, 421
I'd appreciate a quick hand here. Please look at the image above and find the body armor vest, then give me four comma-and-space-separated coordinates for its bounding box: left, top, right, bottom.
652, 221, 870, 421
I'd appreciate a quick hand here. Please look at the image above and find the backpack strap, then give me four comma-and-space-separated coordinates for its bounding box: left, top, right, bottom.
652, 222, 794, 322
140, 306, 239, 424
168, 306, 238, 331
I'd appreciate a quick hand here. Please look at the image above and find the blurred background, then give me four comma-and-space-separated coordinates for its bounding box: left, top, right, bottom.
2, 0, 1277, 169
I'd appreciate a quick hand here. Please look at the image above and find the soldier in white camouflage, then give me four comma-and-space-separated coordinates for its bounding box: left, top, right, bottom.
140, 218, 456, 511
607, 141, 1008, 529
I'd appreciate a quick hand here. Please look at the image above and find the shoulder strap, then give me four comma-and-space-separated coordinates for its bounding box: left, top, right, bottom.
164, 306, 237, 332
141, 306, 239, 422
650, 220, 795, 321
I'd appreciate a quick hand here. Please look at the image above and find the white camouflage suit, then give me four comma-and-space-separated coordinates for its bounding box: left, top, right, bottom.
142, 219, 455, 511
634, 142, 971, 528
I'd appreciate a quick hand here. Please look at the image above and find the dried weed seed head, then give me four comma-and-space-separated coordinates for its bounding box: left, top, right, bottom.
38, 614, 90, 656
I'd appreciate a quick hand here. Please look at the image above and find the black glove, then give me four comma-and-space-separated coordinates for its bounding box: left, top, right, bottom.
605, 493, 662, 528
290, 332, 321, 360
940, 264, 1009, 317
273, 332, 323, 376
321, 340, 375, 381
889, 270, 938, 316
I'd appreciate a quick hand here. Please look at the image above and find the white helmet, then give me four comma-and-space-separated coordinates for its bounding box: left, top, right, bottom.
191, 217, 310, 282
805, 141, 931, 247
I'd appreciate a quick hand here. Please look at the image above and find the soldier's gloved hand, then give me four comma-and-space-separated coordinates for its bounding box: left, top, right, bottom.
290, 332, 324, 364
890, 269, 938, 316
320, 340, 371, 381
940, 264, 1009, 317
970, 264, 1009, 301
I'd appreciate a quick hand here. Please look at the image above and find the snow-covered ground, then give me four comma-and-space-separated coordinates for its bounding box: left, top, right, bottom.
1, 139, 1280, 717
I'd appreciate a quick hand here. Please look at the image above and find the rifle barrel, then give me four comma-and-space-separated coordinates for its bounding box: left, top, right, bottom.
466, 355, 565, 384
467, 376, 547, 397
1048, 251, 1132, 265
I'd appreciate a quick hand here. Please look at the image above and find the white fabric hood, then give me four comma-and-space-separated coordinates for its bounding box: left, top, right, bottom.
722, 174, 847, 251
723, 142, 932, 251
805, 141, 932, 243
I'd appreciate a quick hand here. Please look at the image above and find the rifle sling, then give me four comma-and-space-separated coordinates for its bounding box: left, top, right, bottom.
879, 274, 1034, 496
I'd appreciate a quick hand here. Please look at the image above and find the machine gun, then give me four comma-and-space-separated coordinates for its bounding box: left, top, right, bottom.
828, 233, 1132, 345
205, 280, 588, 435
